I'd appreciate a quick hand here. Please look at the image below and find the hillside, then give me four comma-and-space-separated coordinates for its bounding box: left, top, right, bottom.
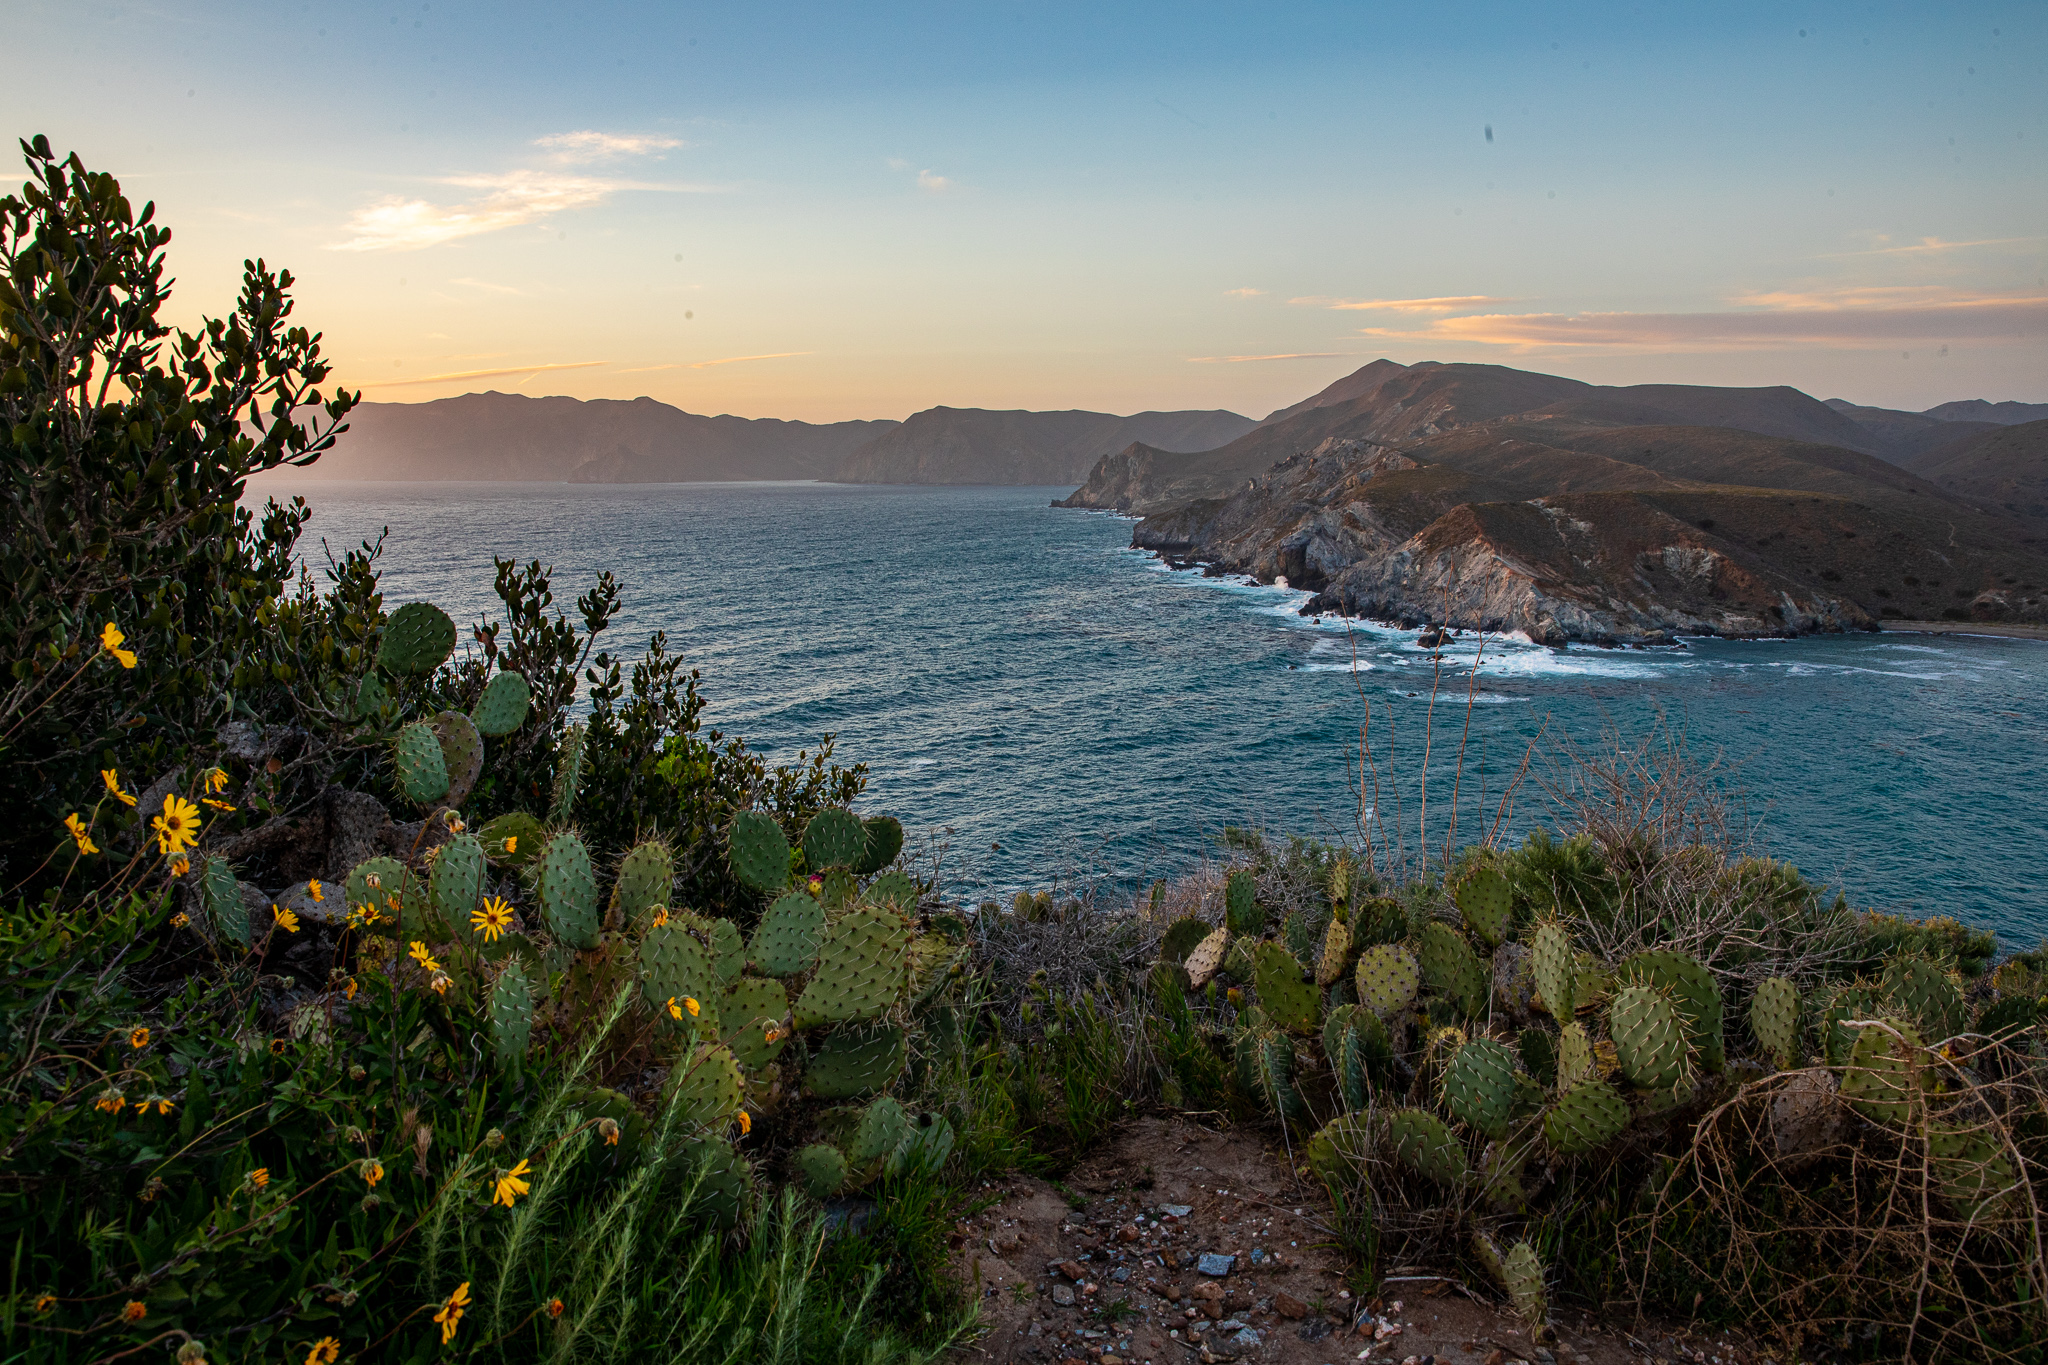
1824, 399, 2001, 464
1062, 359, 2048, 643
1923, 399, 2048, 425
830, 406, 1257, 484
257, 392, 897, 483
1902, 418, 2048, 522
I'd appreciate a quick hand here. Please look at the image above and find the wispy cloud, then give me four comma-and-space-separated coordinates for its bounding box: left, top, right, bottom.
535, 130, 684, 164
1291, 294, 1509, 312
916, 169, 952, 192
1356, 287, 2048, 351
329, 169, 717, 252
1223, 287, 1266, 298
361, 360, 608, 388
448, 277, 523, 295
688, 351, 811, 369
1189, 352, 1347, 363
1818, 235, 2044, 259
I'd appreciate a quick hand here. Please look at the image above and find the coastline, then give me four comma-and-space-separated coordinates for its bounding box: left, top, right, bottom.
1881, 619, 2048, 641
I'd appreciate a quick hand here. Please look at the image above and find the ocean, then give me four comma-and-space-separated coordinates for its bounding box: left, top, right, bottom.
268, 479, 2048, 943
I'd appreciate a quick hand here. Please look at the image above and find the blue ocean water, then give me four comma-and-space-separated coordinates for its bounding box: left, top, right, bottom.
271, 479, 2048, 943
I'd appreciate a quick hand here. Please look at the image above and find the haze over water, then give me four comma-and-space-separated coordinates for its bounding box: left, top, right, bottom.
284, 479, 2048, 943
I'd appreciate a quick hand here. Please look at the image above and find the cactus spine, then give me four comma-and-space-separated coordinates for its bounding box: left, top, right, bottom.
537, 831, 601, 951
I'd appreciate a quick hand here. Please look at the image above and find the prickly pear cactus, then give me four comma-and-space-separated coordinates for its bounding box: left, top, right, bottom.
1503, 1241, 1548, 1334
1530, 922, 1576, 1026
1328, 855, 1352, 908
346, 855, 425, 938
197, 854, 249, 948
849, 1096, 911, 1170
795, 1143, 848, 1198
476, 811, 542, 865
1306, 1112, 1374, 1191
1839, 1018, 1927, 1127
1818, 985, 1880, 1067
727, 810, 792, 893
792, 905, 909, 1029
538, 832, 601, 951
1750, 977, 1801, 1069
1225, 868, 1262, 936
641, 922, 716, 1021
1929, 1119, 2018, 1221
680, 1137, 753, 1229
1316, 915, 1353, 987
1883, 956, 1966, 1043
431, 833, 487, 930
1454, 866, 1514, 948
1556, 1021, 1595, 1089
489, 961, 535, 1065
355, 672, 390, 720
1356, 943, 1421, 1017
393, 721, 450, 806
668, 1041, 744, 1127
470, 668, 532, 737
804, 1023, 908, 1099
1441, 1036, 1518, 1139
548, 722, 586, 825
611, 840, 675, 932
377, 601, 457, 675
708, 917, 744, 985
1608, 984, 1690, 1092
1544, 1078, 1629, 1154
749, 891, 826, 977
1418, 922, 1487, 1019
802, 808, 866, 870
1622, 950, 1725, 1073
1160, 917, 1212, 965
1252, 942, 1319, 1034
432, 711, 485, 809
1185, 926, 1230, 989
721, 977, 789, 1071
863, 869, 917, 910
852, 815, 904, 875
897, 1113, 956, 1176
1385, 1107, 1468, 1187
1247, 1032, 1304, 1120
1517, 1027, 1558, 1087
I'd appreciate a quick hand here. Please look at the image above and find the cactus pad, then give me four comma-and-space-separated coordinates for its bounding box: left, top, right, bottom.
377, 601, 457, 675
1252, 942, 1319, 1034
1356, 943, 1422, 1017
612, 840, 674, 932
1503, 1242, 1547, 1333
548, 722, 586, 825
863, 869, 917, 910
538, 832, 601, 951
1160, 917, 1212, 965
1883, 956, 1966, 1043
489, 962, 534, 1065
1544, 1078, 1629, 1154
1328, 855, 1352, 907
476, 811, 542, 866
1250, 1034, 1303, 1119
896, 1113, 955, 1175
802, 808, 866, 870
392, 721, 450, 806
470, 668, 531, 737
1453, 866, 1514, 948
346, 855, 423, 938
641, 922, 716, 1021
1750, 977, 1800, 1068
1384, 1107, 1467, 1187
680, 1137, 753, 1229
668, 1041, 744, 1127
1418, 922, 1487, 1018
1316, 916, 1353, 987
727, 811, 791, 893
749, 891, 826, 977
431, 833, 487, 931
1441, 1036, 1519, 1139
1224, 868, 1262, 935
1608, 984, 1690, 1092
1517, 1027, 1558, 1087
1556, 1021, 1595, 1089
355, 672, 390, 719
432, 711, 484, 809
722, 977, 789, 1071
1185, 926, 1230, 989
1839, 1017, 1927, 1127
793, 905, 909, 1029
849, 1096, 910, 1169
795, 1143, 848, 1198
1929, 1120, 2017, 1222
1622, 950, 1725, 1073
853, 815, 904, 875
804, 1023, 908, 1099
1529, 921, 1575, 1025
1306, 1112, 1374, 1191
198, 855, 249, 948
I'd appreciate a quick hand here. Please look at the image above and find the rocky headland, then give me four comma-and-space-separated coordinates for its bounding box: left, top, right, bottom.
1059, 361, 2048, 645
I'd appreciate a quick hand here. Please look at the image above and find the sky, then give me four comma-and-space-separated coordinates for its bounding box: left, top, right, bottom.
7, 0, 2045, 422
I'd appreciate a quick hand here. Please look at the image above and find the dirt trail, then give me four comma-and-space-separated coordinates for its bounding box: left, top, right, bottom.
946, 1117, 1768, 1365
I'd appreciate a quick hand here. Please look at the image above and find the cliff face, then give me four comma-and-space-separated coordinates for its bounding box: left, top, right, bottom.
831, 406, 1257, 485
1069, 360, 2048, 643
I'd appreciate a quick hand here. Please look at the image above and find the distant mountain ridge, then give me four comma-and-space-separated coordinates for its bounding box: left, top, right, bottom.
831, 406, 1257, 485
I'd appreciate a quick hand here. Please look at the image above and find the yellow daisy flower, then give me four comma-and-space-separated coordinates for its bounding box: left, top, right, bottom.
100, 622, 137, 669
650, 905, 670, 928
120, 1299, 146, 1323
501, 835, 517, 855
247, 1167, 270, 1190
201, 798, 236, 813
169, 912, 190, 928
32, 1294, 54, 1314
95, 1090, 126, 1114
362, 1160, 384, 1188
308, 879, 324, 902
429, 973, 451, 996
204, 767, 229, 794
666, 997, 682, 1021
344, 977, 359, 1001
153, 795, 200, 855
129, 1026, 150, 1049
493, 1160, 532, 1209
408, 942, 440, 975
102, 769, 137, 806
273, 907, 300, 934
433, 1282, 471, 1344
737, 1110, 751, 1136
547, 1297, 564, 1319
64, 813, 98, 855
471, 897, 514, 943
169, 856, 190, 879
305, 1338, 342, 1365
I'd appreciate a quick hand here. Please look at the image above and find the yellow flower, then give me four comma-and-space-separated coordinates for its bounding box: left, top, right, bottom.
273, 907, 300, 934
270, 1038, 287, 1056
666, 997, 683, 1021
763, 1024, 783, 1044
102, 769, 137, 806
95, 1090, 126, 1114
443, 812, 465, 833
737, 1110, 751, 1136
471, 897, 513, 943
100, 622, 137, 669
64, 813, 98, 855
344, 977, 359, 1001
308, 879, 324, 902
408, 942, 440, 974
599, 1117, 620, 1146
547, 1297, 564, 1318
305, 1338, 342, 1365
129, 1026, 151, 1049
364, 872, 382, 890
432, 1282, 471, 1344
155, 1098, 174, 1116
32, 1294, 54, 1314
121, 1299, 146, 1322
169, 856, 190, 879
684, 996, 700, 1017
502, 835, 517, 855
493, 1159, 531, 1209
201, 798, 236, 812
153, 795, 200, 855
429, 973, 451, 996
169, 912, 190, 928
362, 1160, 384, 1188
247, 1167, 270, 1189
204, 767, 229, 794
649, 905, 670, 928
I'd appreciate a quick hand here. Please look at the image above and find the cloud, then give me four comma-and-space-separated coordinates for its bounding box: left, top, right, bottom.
1189, 352, 1348, 363
329, 170, 715, 252
448, 277, 522, 295
1355, 287, 2048, 352
361, 361, 608, 388
916, 169, 952, 192
688, 351, 811, 369
1223, 287, 1266, 298
1291, 294, 1510, 312
535, 130, 684, 163
1819, 235, 2044, 258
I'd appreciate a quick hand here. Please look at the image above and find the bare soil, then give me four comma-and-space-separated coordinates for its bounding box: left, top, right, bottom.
946, 1116, 1774, 1365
